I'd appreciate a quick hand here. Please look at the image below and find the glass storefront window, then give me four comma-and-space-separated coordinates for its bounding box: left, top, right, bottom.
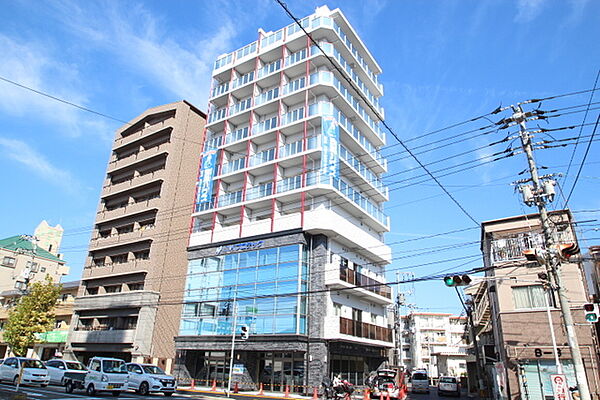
181, 244, 308, 335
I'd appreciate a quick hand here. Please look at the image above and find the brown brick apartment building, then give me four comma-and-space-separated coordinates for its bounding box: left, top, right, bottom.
468, 210, 600, 399
66, 101, 206, 372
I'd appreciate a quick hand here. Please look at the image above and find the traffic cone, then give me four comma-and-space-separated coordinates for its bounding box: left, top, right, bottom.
211, 379, 217, 391
386, 392, 390, 400
234, 382, 239, 393
191, 379, 196, 389
363, 388, 369, 400
379, 392, 384, 400
259, 383, 264, 395
312, 386, 319, 400
284, 385, 290, 398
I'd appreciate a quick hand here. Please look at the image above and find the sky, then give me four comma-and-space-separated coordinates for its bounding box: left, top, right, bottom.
0, 0, 599, 315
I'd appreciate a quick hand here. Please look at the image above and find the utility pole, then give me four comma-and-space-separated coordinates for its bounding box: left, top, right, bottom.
507, 104, 591, 400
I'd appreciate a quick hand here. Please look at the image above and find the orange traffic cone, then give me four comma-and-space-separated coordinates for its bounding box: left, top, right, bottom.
386, 392, 390, 400
259, 383, 264, 395
312, 386, 319, 400
234, 382, 239, 393
211, 379, 217, 391
284, 385, 290, 398
191, 379, 196, 389
363, 388, 369, 400
379, 393, 384, 400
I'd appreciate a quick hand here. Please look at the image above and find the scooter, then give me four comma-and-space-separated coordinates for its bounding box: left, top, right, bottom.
322, 377, 354, 400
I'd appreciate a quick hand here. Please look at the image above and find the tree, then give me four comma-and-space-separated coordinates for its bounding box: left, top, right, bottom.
3, 276, 61, 356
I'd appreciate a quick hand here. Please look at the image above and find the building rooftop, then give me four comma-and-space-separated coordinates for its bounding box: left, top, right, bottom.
0, 235, 64, 263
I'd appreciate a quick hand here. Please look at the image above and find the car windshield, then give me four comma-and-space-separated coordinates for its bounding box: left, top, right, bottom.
142, 365, 165, 374
66, 362, 85, 371
440, 377, 457, 383
22, 360, 45, 369
412, 373, 427, 380
102, 360, 127, 374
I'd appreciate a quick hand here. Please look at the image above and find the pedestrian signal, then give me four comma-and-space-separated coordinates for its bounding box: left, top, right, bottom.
584, 303, 599, 323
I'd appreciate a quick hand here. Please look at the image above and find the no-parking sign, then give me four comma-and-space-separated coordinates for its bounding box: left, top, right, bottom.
550, 374, 571, 400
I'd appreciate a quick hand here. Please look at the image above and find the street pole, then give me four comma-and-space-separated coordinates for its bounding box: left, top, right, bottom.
544, 287, 563, 374
512, 104, 591, 400
226, 297, 238, 397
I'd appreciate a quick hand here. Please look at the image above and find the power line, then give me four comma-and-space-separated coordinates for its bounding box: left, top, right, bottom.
565, 113, 600, 204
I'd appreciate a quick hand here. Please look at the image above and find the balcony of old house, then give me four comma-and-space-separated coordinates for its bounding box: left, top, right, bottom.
74, 289, 159, 311
70, 315, 137, 344
89, 224, 155, 251
82, 258, 151, 280
488, 229, 574, 265
96, 194, 160, 222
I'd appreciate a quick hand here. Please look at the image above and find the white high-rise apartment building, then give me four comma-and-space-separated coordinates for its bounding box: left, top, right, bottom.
174, 5, 392, 392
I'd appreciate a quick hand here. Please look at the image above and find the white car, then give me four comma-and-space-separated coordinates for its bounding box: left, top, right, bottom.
438, 376, 460, 397
410, 370, 430, 393
45, 359, 86, 385
0, 357, 49, 387
126, 362, 177, 396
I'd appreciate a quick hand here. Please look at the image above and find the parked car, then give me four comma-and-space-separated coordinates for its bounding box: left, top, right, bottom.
437, 376, 460, 397
126, 362, 176, 396
45, 359, 86, 385
63, 357, 128, 396
0, 357, 49, 387
369, 369, 400, 399
410, 370, 429, 394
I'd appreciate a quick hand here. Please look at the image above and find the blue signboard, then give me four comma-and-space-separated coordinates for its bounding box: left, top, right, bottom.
321, 116, 339, 178
197, 150, 218, 203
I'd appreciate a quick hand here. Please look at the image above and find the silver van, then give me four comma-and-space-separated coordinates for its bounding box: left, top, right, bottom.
411, 370, 429, 393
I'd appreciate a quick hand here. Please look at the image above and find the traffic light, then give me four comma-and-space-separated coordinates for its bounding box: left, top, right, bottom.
583, 303, 599, 323
523, 248, 546, 265
557, 243, 580, 260
443, 275, 472, 287
240, 325, 249, 340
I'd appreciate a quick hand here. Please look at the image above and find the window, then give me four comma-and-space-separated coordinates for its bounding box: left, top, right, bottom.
26, 261, 39, 272
86, 287, 99, 295
2, 256, 16, 268
333, 303, 342, 316
111, 254, 128, 264
14, 281, 27, 290
116, 225, 134, 234
513, 285, 547, 309
90, 360, 101, 372
128, 282, 144, 291
40, 266, 46, 272
105, 285, 122, 293
134, 250, 150, 260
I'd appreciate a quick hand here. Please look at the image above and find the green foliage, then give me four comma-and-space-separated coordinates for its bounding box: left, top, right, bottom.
3, 276, 61, 356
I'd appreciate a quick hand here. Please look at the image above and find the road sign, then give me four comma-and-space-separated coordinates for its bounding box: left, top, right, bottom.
550, 374, 571, 400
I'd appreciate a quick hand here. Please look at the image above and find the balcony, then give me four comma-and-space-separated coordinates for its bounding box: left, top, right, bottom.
339, 266, 391, 299
107, 143, 170, 173
74, 290, 159, 311
339, 317, 392, 342
69, 329, 135, 344
102, 169, 165, 197
96, 197, 160, 222
113, 117, 174, 150
82, 259, 151, 279
89, 228, 154, 250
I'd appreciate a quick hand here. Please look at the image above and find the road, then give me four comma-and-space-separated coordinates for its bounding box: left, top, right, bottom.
0, 383, 469, 400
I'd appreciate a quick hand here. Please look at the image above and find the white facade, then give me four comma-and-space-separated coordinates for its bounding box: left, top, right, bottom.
401, 313, 468, 378
178, 5, 393, 388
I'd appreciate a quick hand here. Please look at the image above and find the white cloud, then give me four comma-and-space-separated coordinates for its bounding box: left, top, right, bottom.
0, 34, 112, 140
515, 0, 546, 22
0, 137, 79, 192
50, 1, 238, 109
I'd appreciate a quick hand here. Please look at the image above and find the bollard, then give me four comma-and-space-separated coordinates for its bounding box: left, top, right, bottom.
284, 385, 290, 398
211, 379, 217, 391
259, 383, 264, 395
234, 382, 239, 393
312, 386, 319, 400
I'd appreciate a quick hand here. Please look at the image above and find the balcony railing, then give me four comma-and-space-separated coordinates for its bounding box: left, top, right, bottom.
490, 232, 545, 264
339, 266, 391, 299
339, 317, 392, 342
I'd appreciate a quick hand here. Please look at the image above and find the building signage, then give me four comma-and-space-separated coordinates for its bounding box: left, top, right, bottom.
197, 150, 218, 203
550, 374, 570, 400
215, 240, 264, 255
321, 115, 339, 178
232, 364, 245, 375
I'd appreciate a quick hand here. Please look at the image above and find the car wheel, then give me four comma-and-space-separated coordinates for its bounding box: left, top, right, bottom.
65, 381, 74, 393
12, 375, 19, 386
164, 392, 173, 397
86, 383, 96, 396
139, 381, 150, 396
112, 391, 121, 397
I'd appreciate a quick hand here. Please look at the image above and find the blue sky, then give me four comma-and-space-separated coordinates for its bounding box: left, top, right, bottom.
0, 0, 598, 314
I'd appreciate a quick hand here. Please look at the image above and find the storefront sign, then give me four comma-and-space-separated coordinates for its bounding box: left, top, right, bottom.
215, 240, 264, 255
232, 364, 245, 375
550, 374, 571, 400
197, 150, 218, 203
35, 330, 68, 343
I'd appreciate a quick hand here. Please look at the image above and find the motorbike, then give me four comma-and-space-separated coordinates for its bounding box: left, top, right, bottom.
322, 377, 354, 400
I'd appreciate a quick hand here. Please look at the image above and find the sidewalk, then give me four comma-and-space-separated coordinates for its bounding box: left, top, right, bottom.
178, 384, 374, 400
0, 387, 28, 400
